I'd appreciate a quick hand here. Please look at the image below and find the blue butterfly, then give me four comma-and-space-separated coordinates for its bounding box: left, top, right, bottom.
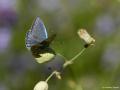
25, 17, 56, 63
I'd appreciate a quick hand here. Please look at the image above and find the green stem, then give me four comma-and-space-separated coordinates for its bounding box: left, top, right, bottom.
45, 71, 56, 82
63, 48, 86, 68
45, 47, 86, 82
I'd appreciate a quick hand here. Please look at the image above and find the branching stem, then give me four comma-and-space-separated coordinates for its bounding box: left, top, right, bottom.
45, 47, 86, 82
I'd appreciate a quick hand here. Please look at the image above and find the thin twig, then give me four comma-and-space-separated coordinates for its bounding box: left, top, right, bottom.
63, 48, 86, 68
45, 71, 56, 82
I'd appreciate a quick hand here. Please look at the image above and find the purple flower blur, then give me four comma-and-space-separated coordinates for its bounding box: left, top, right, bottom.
0, 0, 18, 27
0, 27, 11, 53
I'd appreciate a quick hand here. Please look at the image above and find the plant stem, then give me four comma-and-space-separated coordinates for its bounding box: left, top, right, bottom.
45, 47, 86, 82
45, 71, 56, 82
63, 48, 86, 68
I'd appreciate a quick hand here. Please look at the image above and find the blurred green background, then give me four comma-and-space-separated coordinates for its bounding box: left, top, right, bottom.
0, 0, 120, 90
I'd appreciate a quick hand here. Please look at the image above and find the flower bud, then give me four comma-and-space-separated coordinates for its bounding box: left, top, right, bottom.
77, 29, 95, 47
34, 81, 48, 90
55, 71, 61, 80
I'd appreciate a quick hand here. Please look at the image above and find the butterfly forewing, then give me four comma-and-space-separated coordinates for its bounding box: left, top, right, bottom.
25, 17, 48, 49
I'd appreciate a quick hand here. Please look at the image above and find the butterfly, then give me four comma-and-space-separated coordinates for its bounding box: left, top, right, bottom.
25, 17, 56, 63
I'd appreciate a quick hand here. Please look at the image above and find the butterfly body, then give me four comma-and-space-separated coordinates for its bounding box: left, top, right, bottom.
31, 41, 56, 63
25, 17, 56, 63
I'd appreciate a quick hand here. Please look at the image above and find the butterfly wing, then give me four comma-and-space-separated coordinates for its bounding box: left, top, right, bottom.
25, 17, 48, 50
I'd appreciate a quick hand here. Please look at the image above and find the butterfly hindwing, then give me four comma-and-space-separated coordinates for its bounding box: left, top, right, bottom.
25, 17, 48, 49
